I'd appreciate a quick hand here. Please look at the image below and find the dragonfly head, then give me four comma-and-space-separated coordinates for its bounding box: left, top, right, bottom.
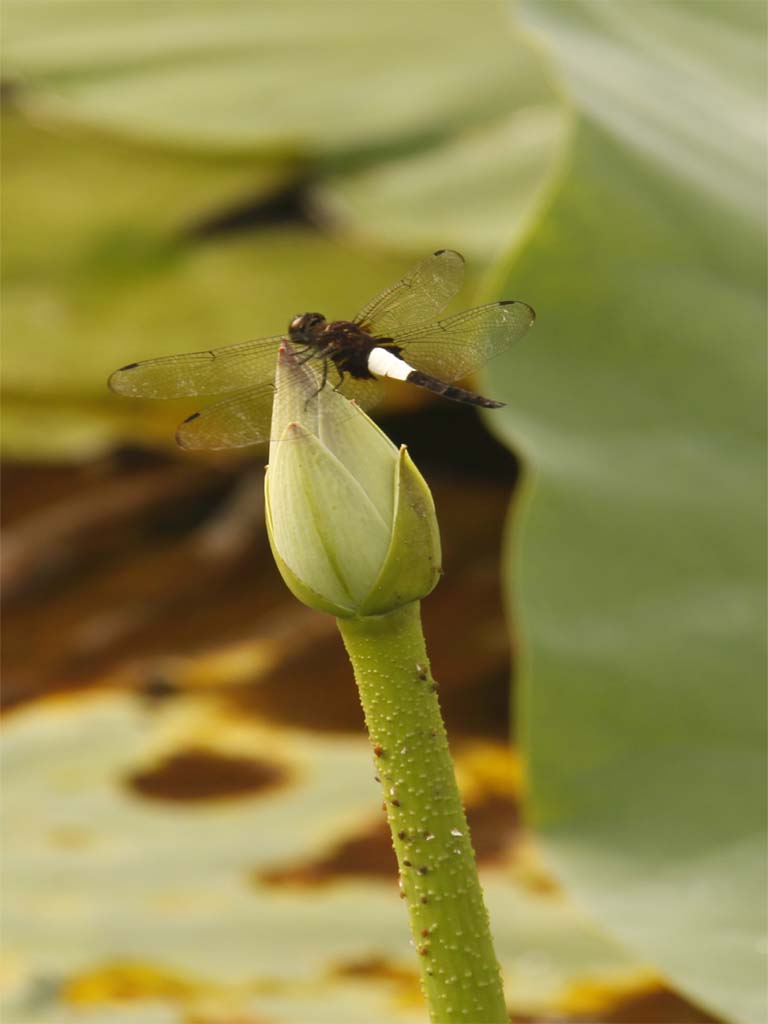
289, 312, 327, 345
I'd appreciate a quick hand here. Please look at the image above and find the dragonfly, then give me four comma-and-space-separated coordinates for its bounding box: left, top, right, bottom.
108, 249, 535, 450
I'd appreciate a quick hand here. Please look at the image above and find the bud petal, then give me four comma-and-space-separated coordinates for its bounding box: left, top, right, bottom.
267, 420, 392, 614
358, 446, 442, 616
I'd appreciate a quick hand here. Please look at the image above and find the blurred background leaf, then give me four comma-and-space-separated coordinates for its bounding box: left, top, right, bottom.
1, 1, 763, 1023
2, 0, 565, 458
1, 1, 552, 155
489, 3, 766, 1023
2, 687, 650, 1024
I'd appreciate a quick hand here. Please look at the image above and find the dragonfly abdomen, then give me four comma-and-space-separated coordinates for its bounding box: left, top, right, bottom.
367, 346, 504, 409
405, 370, 505, 409
367, 346, 415, 382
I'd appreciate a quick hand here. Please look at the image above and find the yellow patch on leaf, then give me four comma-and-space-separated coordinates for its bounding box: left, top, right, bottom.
63, 961, 205, 1004
455, 739, 525, 802
557, 969, 665, 1016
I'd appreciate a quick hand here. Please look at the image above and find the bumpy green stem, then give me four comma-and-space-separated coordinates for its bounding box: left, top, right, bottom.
337, 601, 508, 1024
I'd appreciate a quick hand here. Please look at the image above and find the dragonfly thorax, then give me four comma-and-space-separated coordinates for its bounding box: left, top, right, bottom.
288, 314, 392, 382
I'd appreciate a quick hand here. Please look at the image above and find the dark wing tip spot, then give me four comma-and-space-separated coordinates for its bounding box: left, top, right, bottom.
118, 362, 140, 371
183, 411, 201, 423
500, 299, 536, 323
432, 249, 465, 263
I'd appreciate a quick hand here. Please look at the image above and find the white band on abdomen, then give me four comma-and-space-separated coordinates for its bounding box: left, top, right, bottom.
367, 347, 415, 382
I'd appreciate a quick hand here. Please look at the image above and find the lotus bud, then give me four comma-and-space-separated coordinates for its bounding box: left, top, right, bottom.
265, 342, 441, 618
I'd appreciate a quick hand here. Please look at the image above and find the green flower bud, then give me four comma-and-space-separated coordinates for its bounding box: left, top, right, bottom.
265, 343, 441, 618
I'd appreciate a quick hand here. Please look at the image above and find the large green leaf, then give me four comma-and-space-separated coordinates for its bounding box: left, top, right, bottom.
489, 3, 766, 1023
1, 112, 415, 458
2, 2, 571, 461
3, 2, 567, 264
1, 112, 292, 279
2, 1, 544, 156
321, 105, 568, 262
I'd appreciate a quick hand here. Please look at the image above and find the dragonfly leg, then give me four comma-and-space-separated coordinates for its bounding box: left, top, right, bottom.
303, 356, 331, 410
297, 342, 335, 368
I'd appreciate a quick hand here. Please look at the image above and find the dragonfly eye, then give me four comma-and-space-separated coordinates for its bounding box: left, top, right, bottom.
289, 312, 326, 340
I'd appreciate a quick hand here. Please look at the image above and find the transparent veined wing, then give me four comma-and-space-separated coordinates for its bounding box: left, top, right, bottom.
108, 334, 285, 398
175, 383, 277, 450
354, 249, 465, 338
177, 359, 380, 451
395, 301, 535, 382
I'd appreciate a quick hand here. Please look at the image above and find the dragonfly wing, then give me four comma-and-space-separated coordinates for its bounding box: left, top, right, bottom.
175, 383, 276, 450
109, 335, 285, 398
354, 250, 465, 337
395, 301, 535, 382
